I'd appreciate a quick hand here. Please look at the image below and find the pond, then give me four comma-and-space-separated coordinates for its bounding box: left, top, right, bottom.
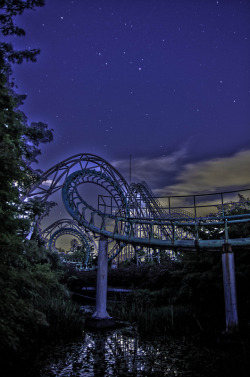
32, 307, 249, 377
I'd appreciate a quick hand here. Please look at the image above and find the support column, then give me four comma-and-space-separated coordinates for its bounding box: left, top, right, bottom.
86, 236, 116, 329
222, 243, 238, 332
92, 236, 110, 319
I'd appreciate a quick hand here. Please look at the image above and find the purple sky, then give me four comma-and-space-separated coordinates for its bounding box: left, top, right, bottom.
8, 0, 250, 195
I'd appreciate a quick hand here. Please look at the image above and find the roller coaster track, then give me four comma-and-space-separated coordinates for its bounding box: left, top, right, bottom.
42, 219, 98, 265
129, 181, 193, 240
25, 153, 134, 260
25, 153, 250, 256
132, 181, 194, 219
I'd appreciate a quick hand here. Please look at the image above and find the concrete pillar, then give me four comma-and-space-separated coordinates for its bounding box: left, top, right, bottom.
92, 236, 111, 319
222, 243, 238, 332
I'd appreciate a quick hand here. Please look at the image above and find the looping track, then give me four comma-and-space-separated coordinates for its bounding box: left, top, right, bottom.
42, 219, 98, 261
25, 153, 250, 257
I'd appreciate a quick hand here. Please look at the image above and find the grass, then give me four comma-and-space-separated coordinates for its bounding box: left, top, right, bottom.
107, 293, 201, 336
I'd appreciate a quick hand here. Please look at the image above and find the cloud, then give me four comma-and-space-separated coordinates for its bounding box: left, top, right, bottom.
155, 149, 250, 196
112, 145, 188, 185
112, 148, 250, 211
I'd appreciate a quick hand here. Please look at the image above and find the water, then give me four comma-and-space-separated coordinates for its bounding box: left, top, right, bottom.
35, 326, 248, 376
25, 306, 247, 377
39, 328, 198, 376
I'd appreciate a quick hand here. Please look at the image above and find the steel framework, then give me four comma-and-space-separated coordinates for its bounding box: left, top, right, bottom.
24, 153, 250, 261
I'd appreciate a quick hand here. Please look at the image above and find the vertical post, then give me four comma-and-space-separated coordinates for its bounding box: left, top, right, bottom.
221, 193, 225, 217
222, 243, 238, 332
86, 237, 116, 328
193, 195, 197, 219
172, 222, 175, 244
92, 236, 110, 319
135, 246, 138, 266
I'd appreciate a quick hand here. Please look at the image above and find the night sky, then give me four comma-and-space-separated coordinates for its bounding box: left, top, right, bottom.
8, 0, 250, 196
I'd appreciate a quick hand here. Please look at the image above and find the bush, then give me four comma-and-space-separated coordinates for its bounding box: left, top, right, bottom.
0, 240, 85, 370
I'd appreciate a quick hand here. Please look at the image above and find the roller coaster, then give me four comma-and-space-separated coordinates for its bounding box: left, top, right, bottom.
25, 153, 250, 267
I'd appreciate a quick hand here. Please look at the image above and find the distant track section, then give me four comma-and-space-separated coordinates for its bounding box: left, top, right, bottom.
129, 181, 194, 240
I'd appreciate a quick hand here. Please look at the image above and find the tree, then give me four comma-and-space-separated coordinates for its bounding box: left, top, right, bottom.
0, 0, 53, 250
0, 2, 83, 370
222, 194, 250, 238
181, 194, 250, 241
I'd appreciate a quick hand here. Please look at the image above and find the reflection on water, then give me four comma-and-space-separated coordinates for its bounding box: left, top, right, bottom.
38, 324, 228, 377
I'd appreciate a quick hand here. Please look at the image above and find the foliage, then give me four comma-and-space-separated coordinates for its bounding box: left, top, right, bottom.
224, 194, 250, 238
0, 241, 84, 369
0, 1, 84, 371
0, 73, 53, 246
0, 0, 44, 62
67, 246, 88, 261
0, 0, 52, 238
104, 252, 225, 336
182, 194, 250, 240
